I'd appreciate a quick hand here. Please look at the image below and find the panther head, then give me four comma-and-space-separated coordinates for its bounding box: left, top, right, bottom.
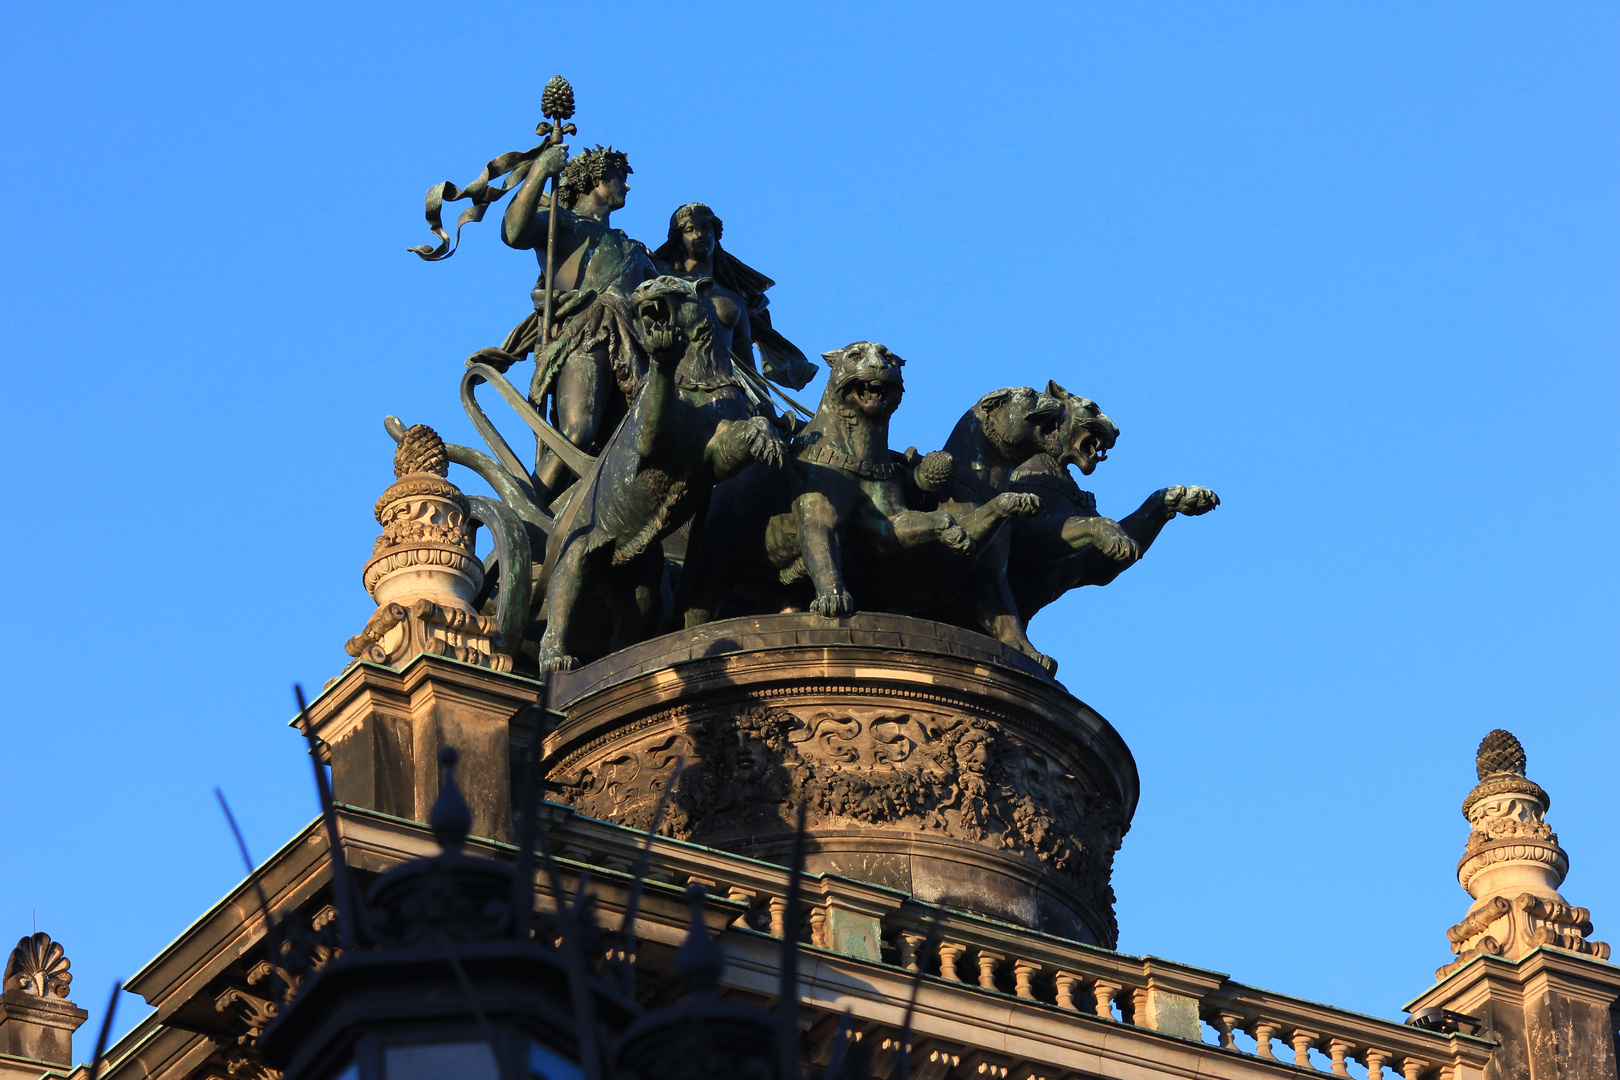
1046, 380, 1118, 476
819, 341, 905, 419
628, 275, 720, 363
973, 386, 1065, 465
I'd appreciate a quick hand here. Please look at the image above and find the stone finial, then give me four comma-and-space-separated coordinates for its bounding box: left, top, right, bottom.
343, 421, 511, 672
0, 932, 88, 1067
1437, 729, 1609, 980
393, 423, 449, 479
1476, 728, 1527, 780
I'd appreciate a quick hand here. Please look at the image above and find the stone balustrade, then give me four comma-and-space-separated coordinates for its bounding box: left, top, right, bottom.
545, 808, 1496, 1080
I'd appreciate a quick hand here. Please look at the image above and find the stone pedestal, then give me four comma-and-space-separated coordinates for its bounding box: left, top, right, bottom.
305, 654, 543, 843
0, 992, 85, 1068
1406, 949, 1620, 1080
543, 613, 1138, 946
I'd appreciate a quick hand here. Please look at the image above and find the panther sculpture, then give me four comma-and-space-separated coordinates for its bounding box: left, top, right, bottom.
1007, 381, 1218, 626
849, 385, 1063, 674
537, 275, 785, 674
681, 340, 975, 623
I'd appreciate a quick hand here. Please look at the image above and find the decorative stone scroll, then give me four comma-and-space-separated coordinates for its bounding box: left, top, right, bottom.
4, 933, 71, 999
343, 425, 510, 672
543, 613, 1137, 946
1437, 729, 1609, 979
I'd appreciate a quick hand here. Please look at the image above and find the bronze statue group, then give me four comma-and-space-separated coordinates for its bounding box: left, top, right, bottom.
409, 105, 1217, 678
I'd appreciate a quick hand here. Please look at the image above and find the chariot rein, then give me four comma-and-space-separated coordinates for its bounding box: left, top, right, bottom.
383, 353, 811, 651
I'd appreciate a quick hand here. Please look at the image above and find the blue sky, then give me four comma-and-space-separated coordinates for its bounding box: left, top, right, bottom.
3, 1, 1615, 1055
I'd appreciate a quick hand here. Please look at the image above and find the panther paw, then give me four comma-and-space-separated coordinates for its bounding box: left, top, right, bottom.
1099, 530, 1141, 562
537, 650, 578, 677
811, 587, 855, 619
745, 416, 786, 468
938, 523, 974, 554
993, 491, 1042, 518
1165, 485, 1220, 516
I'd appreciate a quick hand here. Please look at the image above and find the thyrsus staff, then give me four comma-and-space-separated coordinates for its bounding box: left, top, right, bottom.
534, 75, 576, 347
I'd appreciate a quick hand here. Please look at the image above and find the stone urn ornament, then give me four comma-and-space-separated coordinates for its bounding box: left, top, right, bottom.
1436, 728, 1608, 978
345, 425, 511, 672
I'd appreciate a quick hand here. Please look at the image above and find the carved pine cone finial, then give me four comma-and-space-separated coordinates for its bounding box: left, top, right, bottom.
1477, 728, 1527, 779
542, 75, 575, 121
5, 932, 72, 999
393, 424, 449, 479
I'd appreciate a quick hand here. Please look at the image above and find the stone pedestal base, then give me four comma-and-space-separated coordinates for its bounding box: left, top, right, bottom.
306, 655, 543, 842
544, 613, 1137, 946
0, 991, 86, 1067
1408, 948, 1620, 1080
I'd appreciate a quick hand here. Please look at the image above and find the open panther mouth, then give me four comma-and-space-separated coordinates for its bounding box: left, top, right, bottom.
637, 295, 672, 331
843, 377, 894, 412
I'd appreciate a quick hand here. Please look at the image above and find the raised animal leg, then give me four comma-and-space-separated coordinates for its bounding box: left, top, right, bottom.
883, 508, 973, 554
707, 416, 785, 479
953, 491, 1043, 546
864, 483, 973, 555
1057, 515, 1141, 583
1117, 485, 1220, 554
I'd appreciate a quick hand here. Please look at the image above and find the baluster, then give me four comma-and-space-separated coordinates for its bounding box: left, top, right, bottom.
1364, 1048, 1389, 1080
1053, 971, 1079, 1011
975, 949, 1003, 991
809, 906, 828, 948
1012, 959, 1040, 1000
1252, 1020, 1280, 1060
768, 897, 787, 938
1090, 979, 1121, 1020
899, 932, 927, 973
1290, 1029, 1319, 1069
1399, 1058, 1429, 1080
1328, 1039, 1353, 1077
1212, 1012, 1242, 1050
1127, 987, 1148, 1026
938, 941, 966, 982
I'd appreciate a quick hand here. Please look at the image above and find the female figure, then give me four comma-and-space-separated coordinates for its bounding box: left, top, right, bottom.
652, 203, 818, 391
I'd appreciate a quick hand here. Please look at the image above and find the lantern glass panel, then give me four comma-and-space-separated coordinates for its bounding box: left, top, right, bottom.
383, 1040, 500, 1080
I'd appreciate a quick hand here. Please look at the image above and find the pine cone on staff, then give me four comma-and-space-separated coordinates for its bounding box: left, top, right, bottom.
394, 424, 449, 478
542, 76, 575, 121
1476, 728, 1527, 779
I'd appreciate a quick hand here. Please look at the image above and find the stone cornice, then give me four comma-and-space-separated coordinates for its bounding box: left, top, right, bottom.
1406, 946, 1620, 1014
110, 802, 1492, 1080
302, 654, 542, 753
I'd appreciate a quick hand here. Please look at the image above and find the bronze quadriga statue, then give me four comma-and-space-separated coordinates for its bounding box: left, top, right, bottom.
357, 76, 1219, 939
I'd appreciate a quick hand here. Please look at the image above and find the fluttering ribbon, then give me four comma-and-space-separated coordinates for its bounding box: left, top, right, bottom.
407, 145, 543, 261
